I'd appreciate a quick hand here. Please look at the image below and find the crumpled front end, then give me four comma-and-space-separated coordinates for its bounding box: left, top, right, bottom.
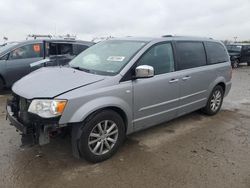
6, 93, 61, 146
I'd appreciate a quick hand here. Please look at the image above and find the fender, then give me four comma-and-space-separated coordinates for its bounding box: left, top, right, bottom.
60, 96, 133, 134
68, 97, 133, 159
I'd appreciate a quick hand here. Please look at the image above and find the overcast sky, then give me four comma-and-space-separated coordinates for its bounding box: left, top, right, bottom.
0, 0, 250, 43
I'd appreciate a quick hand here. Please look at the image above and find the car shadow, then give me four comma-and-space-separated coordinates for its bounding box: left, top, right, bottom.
4, 108, 239, 188
0, 89, 11, 96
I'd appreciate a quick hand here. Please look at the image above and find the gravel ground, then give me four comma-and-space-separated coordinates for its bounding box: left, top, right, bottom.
0, 66, 250, 188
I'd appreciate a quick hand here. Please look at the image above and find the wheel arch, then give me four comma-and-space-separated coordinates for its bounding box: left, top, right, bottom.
216, 82, 226, 94
69, 102, 131, 160
61, 96, 133, 135
82, 106, 128, 134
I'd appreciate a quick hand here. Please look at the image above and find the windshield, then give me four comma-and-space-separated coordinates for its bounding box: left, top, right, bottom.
69, 40, 147, 75
0, 42, 19, 54
226, 45, 242, 52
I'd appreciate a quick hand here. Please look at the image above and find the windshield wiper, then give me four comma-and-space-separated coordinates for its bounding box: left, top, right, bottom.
71, 66, 90, 73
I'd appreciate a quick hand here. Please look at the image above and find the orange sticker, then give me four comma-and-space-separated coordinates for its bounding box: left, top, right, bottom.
33, 44, 41, 52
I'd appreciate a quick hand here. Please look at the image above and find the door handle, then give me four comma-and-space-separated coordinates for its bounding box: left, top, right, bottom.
169, 78, 179, 83
182, 76, 191, 81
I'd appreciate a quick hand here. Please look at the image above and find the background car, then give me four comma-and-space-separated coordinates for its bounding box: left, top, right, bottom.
226, 43, 250, 68
0, 39, 94, 90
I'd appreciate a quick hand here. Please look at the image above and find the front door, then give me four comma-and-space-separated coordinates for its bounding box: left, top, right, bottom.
133, 42, 180, 131
6, 43, 43, 85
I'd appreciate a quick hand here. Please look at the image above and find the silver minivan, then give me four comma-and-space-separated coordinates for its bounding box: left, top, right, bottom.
7, 36, 232, 163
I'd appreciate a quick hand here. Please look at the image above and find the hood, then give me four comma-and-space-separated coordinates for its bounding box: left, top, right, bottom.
12, 67, 105, 99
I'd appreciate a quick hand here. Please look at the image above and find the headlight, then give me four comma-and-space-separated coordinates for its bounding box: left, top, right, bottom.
28, 99, 67, 118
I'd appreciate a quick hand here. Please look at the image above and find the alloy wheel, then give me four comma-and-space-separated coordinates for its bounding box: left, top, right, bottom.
88, 120, 119, 155
210, 90, 222, 112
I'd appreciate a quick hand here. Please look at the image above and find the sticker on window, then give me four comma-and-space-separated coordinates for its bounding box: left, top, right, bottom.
107, 56, 125, 62
33, 44, 41, 52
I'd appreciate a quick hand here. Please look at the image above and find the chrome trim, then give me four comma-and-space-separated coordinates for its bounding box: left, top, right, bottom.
139, 98, 179, 111
139, 90, 206, 112
134, 98, 207, 123
179, 90, 206, 100
169, 78, 179, 83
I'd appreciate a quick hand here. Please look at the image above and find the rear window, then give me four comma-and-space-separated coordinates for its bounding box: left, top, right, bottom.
226, 45, 242, 52
176, 42, 206, 70
205, 42, 229, 64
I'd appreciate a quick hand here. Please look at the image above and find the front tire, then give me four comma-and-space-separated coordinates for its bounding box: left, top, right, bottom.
78, 110, 125, 163
203, 85, 224, 116
247, 61, 250, 66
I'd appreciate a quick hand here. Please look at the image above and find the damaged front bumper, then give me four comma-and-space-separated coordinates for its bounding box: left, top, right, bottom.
6, 97, 61, 146
7, 104, 27, 134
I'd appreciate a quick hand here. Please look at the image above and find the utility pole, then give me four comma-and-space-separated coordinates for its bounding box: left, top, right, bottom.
3, 36, 8, 42
233, 36, 238, 43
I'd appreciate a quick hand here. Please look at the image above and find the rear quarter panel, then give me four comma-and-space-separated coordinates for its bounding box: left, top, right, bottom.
207, 62, 232, 97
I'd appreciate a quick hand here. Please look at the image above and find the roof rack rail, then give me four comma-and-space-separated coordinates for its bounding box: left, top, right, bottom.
26, 34, 77, 40
27, 34, 52, 40
57, 34, 77, 40
162, 35, 173, 37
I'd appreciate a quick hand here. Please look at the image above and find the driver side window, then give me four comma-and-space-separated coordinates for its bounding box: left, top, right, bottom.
137, 43, 175, 75
9, 43, 43, 60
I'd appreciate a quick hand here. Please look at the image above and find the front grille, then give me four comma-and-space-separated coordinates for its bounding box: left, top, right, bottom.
19, 97, 29, 112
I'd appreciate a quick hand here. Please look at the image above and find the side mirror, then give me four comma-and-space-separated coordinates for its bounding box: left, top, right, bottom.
135, 65, 154, 78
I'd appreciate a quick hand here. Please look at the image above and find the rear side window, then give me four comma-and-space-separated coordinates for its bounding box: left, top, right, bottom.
205, 42, 229, 64
49, 43, 73, 56
9, 43, 43, 60
176, 42, 206, 70
73, 44, 88, 55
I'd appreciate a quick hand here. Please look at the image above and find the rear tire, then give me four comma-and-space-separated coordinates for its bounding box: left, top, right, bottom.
202, 85, 224, 116
0, 78, 4, 91
77, 110, 125, 163
232, 59, 239, 68
247, 62, 250, 66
